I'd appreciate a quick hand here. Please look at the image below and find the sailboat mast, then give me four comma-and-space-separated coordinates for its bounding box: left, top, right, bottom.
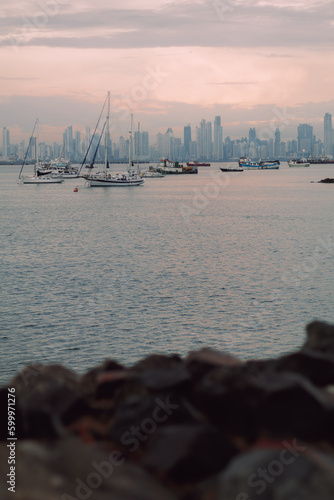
105, 91, 110, 169
137, 122, 140, 174
128, 114, 133, 172
19, 119, 38, 179
34, 119, 39, 175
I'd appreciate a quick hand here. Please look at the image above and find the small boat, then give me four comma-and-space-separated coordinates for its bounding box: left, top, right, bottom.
308, 156, 334, 164
186, 161, 210, 167
81, 95, 144, 187
50, 158, 71, 169
239, 158, 280, 170
48, 158, 79, 178
220, 167, 243, 172
288, 159, 310, 167
38, 162, 79, 178
156, 159, 198, 174
18, 120, 64, 184
141, 168, 165, 178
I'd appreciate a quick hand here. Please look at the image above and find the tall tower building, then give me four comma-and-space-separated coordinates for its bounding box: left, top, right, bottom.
141, 131, 149, 158
205, 121, 212, 159
297, 124, 313, 155
324, 113, 333, 157
2, 127, 9, 160
199, 119, 206, 158
184, 124, 191, 158
213, 116, 223, 161
249, 128, 257, 145
274, 128, 281, 157
75, 130, 81, 161
63, 126, 73, 160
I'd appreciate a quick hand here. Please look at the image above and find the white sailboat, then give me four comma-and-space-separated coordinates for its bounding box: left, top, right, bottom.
83, 95, 144, 187
18, 119, 64, 184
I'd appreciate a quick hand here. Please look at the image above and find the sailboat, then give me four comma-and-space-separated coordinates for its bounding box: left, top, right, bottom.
18, 119, 64, 184
82, 94, 144, 187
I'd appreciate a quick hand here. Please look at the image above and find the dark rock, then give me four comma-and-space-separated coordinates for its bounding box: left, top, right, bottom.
0, 438, 178, 500
3, 324, 334, 498
95, 370, 139, 400
217, 442, 334, 500
256, 372, 333, 441
137, 363, 191, 391
80, 359, 125, 395
188, 366, 266, 440
186, 348, 243, 380
9, 364, 87, 439
319, 178, 334, 183
142, 424, 238, 483
133, 354, 183, 372
302, 320, 334, 355
273, 350, 334, 387
109, 392, 201, 450
190, 364, 334, 443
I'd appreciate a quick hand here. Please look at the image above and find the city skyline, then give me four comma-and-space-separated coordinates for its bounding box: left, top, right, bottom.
2, 112, 333, 162
0, 1, 333, 142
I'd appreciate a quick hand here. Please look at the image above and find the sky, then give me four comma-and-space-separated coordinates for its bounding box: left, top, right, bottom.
0, 0, 334, 143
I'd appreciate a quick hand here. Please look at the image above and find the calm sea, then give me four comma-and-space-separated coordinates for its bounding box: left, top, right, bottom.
1, 163, 334, 384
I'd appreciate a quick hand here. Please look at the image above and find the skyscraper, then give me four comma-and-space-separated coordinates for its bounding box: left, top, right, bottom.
274, 128, 281, 157
249, 128, 257, 146
297, 124, 313, 155
63, 126, 73, 160
213, 116, 223, 161
205, 121, 212, 159
199, 119, 206, 158
141, 131, 149, 158
324, 113, 333, 157
2, 127, 9, 160
184, 124, 191, 158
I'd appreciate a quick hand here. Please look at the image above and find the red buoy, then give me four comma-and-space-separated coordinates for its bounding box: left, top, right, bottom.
74, 187, 78, 192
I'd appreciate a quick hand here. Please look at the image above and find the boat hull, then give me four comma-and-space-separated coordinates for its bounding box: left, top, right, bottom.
288, 162, 310, 167
220, 168, 243, 172
88, 179, 144, 186
20, 176, 64, 184
85, 174, 144, 186
241, 163, 279, 170
141, 172, 164, 178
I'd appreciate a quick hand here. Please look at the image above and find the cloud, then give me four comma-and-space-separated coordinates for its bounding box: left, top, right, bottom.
0, 0, 333, 139
1, 1, 333, 49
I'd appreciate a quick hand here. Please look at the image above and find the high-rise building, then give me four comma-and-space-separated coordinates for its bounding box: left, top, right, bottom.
297, 124, 313, 155
63, 126, 73, 160
141, 131, 149, 158
324, 113, 333, 157
274, 128, 281, 157
184, 124, 191, 158
2, 127, 9, 159
199, 119, 206, 158
133, 130, 149, 160
196, 119, 213, 159
213, 116, 223, 161
249, 128, 257, 146
75, 130, 81, 161
205, 121, 212, 159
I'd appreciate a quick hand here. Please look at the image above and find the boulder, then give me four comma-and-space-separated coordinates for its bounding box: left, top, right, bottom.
0, 438, 178, 500
302, 321, 334, 355
142, 424, 238, 483
8, 364, 87, 439
217, 441, 334, 500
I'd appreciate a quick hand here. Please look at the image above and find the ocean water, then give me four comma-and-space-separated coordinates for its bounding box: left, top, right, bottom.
1, 163, 334, 384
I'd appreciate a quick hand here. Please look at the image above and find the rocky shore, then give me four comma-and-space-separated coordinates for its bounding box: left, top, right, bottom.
1, 320, 334, 499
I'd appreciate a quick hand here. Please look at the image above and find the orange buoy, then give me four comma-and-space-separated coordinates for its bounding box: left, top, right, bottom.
74, 187, 78, 192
